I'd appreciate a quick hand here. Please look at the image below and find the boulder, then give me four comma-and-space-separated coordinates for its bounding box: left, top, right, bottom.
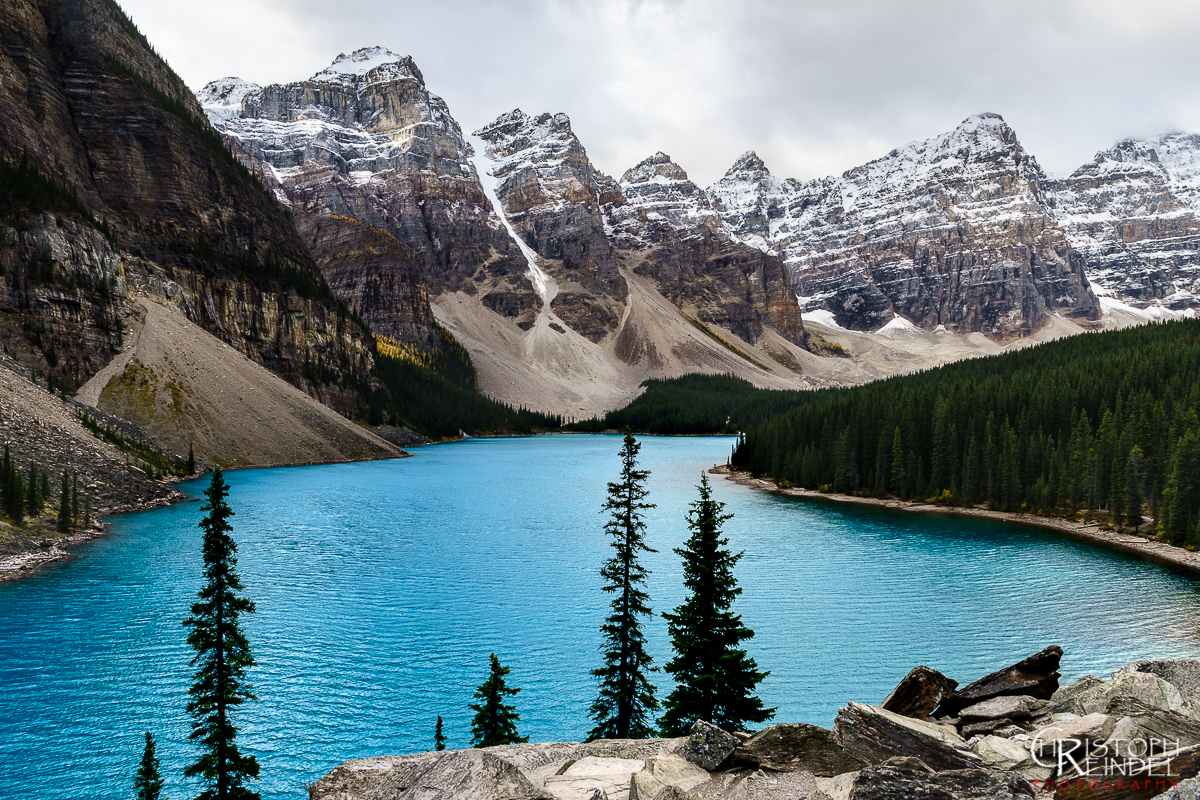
1050, 676, 1106, 710
1115, 660, 1200, 710
627, 754, 707, 800
970, 736, 1051, 783
1029, 713, 1116, 763
833, 702, 983, 771
693, 769, 826, 800
881, 666, 960, 720
544, 757, 645, 800
680, 721, 739, 771
347, 749, 554, 800
936, 646, 1063, 718
1156, 774, 1200, 799
1051, 743, 1200, 799
1104, 697, 1200, 750
731, 723, 866, 776
815, 771, 859, 800
960, 696, 1048, 722
846, 765, 1035, 799
1054, 671, 1190, 717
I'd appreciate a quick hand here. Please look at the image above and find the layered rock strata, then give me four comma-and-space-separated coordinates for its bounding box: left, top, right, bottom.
1049, 134, 1200, 310
0, 0, 372, 414
708, 114, 1100, 336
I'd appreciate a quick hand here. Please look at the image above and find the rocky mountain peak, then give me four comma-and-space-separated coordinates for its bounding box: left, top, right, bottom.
724, 150, 771, 179
620, 151, 690, 184
312, 46, 424, 88
473, 109, 576, 163
195, 77, 262, 120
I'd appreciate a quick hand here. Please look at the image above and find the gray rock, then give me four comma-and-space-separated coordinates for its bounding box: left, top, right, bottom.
1054, 671, 1190, 717
1104, 697, 1200, 750
681, 721, 740, 771
960, 696, 1048, 722
1157, 774, 1200, 800
833, 702, 982, 772
936, 646, 1063, 718
628, 754, 708, 800
962, 719, 1015, 738
732, 723, 866, 776
1028, 713, 1115, 762
544, 756, 645, 800
1051, 675, 1106, 710
846, 766, 1035, 799
341, 749, 554, 800
881, 666, 960, 720
1050, 742, 1200, 798
1116, 660, 1200, 712
815, 771, 859, 800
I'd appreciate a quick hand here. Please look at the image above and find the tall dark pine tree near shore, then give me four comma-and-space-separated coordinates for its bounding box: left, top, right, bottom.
589, 431, 659, 740
183, 468, 260, 800
659, 475, 774, 735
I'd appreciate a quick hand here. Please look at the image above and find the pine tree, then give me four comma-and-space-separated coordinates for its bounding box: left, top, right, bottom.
57, 469, 71, 533
469, 653, 527, 747
71, 471, 79, 525
434, 715, 447, 751
659, 475, 774, 736
182, 467, 261, 800
134, 731, 164, 800
589, 431, 659, 740
187, 445, 196, 475
889, 427, 906, 498
1125, 445, 1145, 529
25, 461, 39, 517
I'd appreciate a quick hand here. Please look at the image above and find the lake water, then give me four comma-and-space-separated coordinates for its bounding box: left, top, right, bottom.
3, 434, 1200, 799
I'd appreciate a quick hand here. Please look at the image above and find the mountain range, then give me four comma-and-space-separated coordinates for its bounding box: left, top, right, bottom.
199, 47, 1199, 416
1, 0, 1198, 505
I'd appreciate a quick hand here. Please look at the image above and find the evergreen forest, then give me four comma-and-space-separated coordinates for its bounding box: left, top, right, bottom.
730, 319, 1200, 544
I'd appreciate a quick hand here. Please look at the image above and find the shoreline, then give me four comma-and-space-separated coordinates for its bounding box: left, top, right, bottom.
710, 465, 1200, 578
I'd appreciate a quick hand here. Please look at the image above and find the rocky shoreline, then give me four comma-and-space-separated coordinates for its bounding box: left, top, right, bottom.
310, 649, 1200, 799
710, 466, 1200, 578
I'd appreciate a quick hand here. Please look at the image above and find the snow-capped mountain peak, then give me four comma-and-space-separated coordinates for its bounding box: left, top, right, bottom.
313, 46, 422, 86
196, 77, 261, 120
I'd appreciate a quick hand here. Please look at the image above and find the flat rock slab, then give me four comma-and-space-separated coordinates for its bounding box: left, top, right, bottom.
834, 702, 982, 772
937, 646, 1063, 718
881, 666, 959, 720
1104, 697, 1200, 750
846, 766, 1035, 799
364, 749, 553, 800
692, 768, 826, 800
628, 754, 708, 800
681, 721, 740, 771
732, 723, 865, 776
960, 696, 1048, 722
545, 757, 646, 800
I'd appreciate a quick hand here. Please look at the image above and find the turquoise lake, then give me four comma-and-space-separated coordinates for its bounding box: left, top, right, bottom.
3, 434, 1200, 799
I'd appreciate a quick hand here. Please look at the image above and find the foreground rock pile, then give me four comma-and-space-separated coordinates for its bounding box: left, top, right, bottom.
310, 650, 1200, 800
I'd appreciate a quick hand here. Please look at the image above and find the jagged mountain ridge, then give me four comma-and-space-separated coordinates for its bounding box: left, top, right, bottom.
709, 113, 1101, 335
1049, 132, 1200, 309
201, 51, 813, 416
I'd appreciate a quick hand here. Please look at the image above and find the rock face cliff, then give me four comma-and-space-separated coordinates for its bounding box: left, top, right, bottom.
1049, 133, 1200, 310
709, 114, 1101, 336
0, 0, 373, 415
198, 48, 531, 344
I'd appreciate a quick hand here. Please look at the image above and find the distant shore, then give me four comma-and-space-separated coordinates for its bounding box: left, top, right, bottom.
710, 465, 1200, 578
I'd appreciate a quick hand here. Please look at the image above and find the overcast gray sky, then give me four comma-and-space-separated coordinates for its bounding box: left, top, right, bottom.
120, 0, 1200, 187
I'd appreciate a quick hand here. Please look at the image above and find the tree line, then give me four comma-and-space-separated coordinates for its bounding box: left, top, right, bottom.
731, 319, 1200, 544
566, 373, 817, 435
0, 445, 90, 532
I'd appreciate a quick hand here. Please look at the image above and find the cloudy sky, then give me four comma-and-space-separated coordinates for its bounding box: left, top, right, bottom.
120, 0, 1200, 187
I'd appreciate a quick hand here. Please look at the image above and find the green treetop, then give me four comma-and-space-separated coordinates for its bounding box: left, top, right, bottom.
469, 653, 527, 747
659, 475, 774, 735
